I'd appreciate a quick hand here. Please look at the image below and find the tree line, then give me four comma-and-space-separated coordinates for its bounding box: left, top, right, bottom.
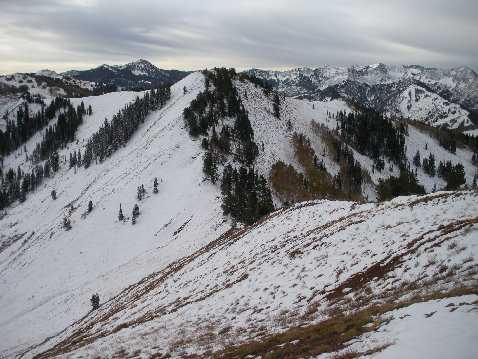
184, 68, 274, 224
71, 85, 171, 168
337, 106, 407, 168
0, 97, 74, 155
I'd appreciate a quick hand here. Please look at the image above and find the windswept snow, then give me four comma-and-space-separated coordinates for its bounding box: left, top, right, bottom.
316, 295, 478, 359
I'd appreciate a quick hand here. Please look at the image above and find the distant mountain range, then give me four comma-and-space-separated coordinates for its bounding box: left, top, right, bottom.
1, 60, 477, 131
244, 64, 478, 129
62, 59, 191, 89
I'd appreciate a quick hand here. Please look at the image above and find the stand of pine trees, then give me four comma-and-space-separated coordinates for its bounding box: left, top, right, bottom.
184, 68, 274, 224
30, 101, 86, 164
221, 165, 274, 225
1, 98, 87, 209
337, 106, 407, 167
437, 160, 466, 189
377, 171, 426, 201
0, 97, 72, 155
0, 151, 61, 209
183, 68, 258, 166
331, 137, 363, 193
78, 85, 171, 168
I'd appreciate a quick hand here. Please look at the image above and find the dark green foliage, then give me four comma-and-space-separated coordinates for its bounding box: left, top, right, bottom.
132, 204, 140, 224
29, 102, 86, 164
472, 152, 478, 167
183, 68, 258, 165
413, 150, 421, 167
153, 177, 158, 194
203, 150, 218, 183
69, 151, 78, 168
118, 203, 124, 221
0, 152, 59, 209
136, 184, 146, 201
221, 165, 274, 225
377, 171, 426, 201
238, 73, 273, 94
184, 69, 274, 224
422, 152, 436, 176
50, 152, 59, 172
63, 217, 72, 230
445, 163, 466, 190
332, 138, 363, 192
273, 92, 280, 118
437, 160, 453, 179
78, 85, 170, 168
90, 293, 99, 310
337, 106, 406, 166
0, 97, 72, 156
51, 189, 56, 200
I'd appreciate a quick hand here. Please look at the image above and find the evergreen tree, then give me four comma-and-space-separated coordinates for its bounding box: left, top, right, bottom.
132, 204, 140, 224
413, 150, 421, 167
446, 163, 466, 190
63, 217, 72, 230
51, 189, 57, 200
88, 200, 93, 213
153, 177, 158, 193
118, 203, 124, 221
90, 293, 99, 310
273, 92, 280, 118
203, 150, 218, 183
377, 171, 426, 201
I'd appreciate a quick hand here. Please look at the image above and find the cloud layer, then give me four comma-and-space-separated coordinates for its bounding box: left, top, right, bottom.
1, 0, 477, 74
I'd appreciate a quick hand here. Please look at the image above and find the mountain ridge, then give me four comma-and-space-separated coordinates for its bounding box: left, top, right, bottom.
62, 59, 191, 89
244, 64, 478, 129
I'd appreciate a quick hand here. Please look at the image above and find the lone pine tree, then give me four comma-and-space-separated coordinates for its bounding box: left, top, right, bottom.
90, 293, 99, 310
118, 203, 124, 221
153, 177, 158, 193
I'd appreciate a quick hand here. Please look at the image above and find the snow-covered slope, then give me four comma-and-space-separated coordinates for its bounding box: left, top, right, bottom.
0, 72, 230, 356
16, 191, 478, 358
235, 79, 476, 198
0, 71, 477, 358
0, 71, 97, 130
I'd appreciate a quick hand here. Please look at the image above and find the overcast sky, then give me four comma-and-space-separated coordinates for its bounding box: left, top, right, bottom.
1, 0, 477, 74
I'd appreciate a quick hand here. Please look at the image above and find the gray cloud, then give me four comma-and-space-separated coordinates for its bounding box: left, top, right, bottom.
0, 0, 477, 74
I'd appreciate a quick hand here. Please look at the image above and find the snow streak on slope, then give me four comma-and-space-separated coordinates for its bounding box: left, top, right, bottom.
316, 295, 478, 359
22, 190, 478, 358
0, 72, 233, 356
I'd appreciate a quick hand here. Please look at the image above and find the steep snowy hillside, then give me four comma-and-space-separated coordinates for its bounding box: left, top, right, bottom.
234, 78, 476, 199
17, 191, 478, 358
0, 72, 231, 356
0, 71, 477, 358
245, 64, 478, 129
